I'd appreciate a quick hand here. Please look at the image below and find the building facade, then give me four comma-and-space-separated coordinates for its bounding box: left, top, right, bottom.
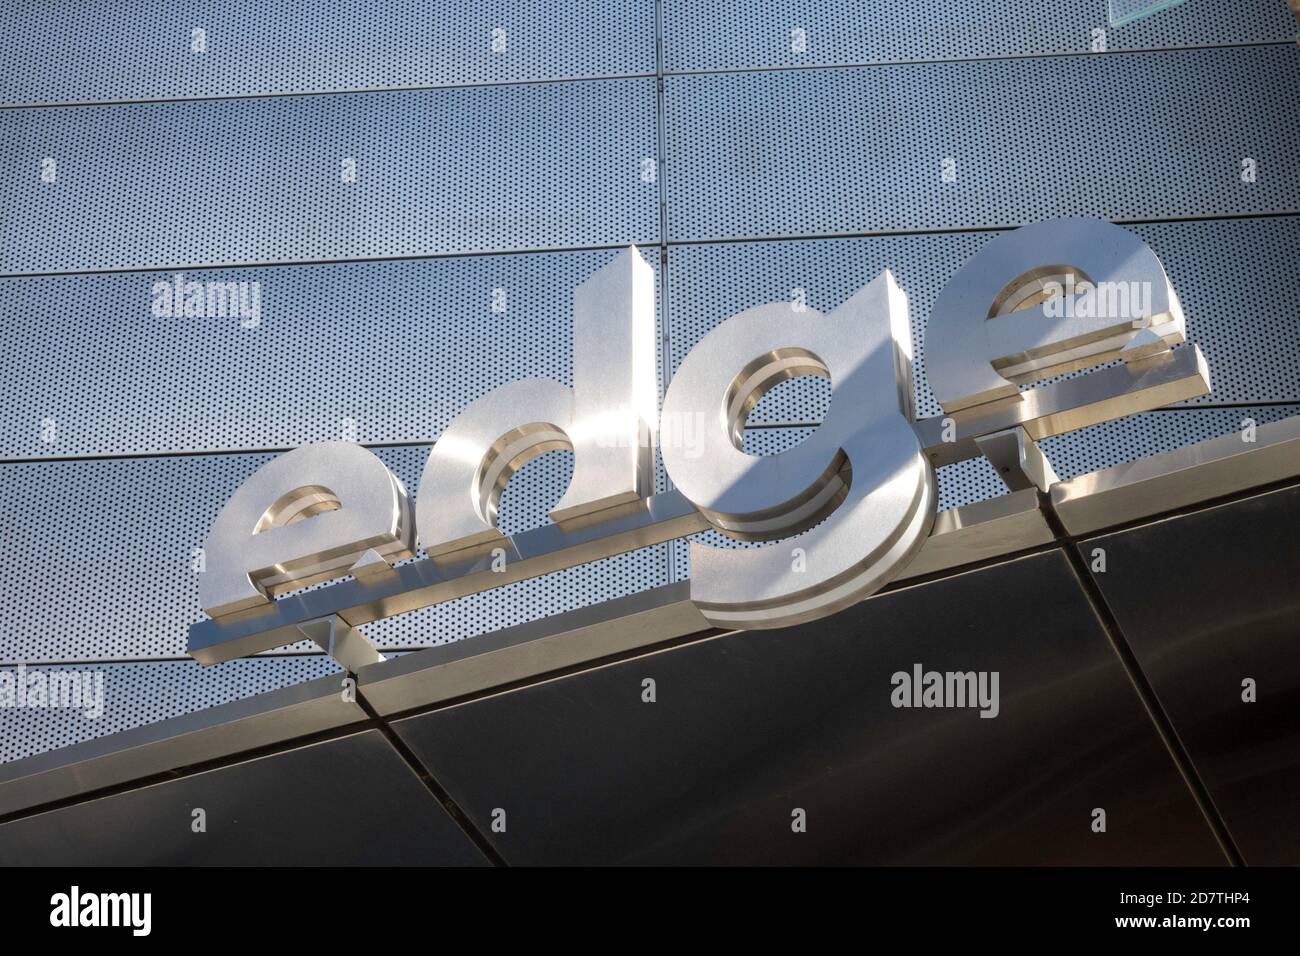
0, 1, 1297, 864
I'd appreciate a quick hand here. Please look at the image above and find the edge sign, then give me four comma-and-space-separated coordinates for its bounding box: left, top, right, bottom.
189, 218, 1209, 665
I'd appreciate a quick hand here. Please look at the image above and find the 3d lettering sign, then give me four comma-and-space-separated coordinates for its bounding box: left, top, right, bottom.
189, 218, 1211, 666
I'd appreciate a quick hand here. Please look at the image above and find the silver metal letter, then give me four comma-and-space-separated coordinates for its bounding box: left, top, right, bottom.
925, 218, 1186, 414
659, 271, 936, 629
416, 247, 657, 556
199, 442, 414, 618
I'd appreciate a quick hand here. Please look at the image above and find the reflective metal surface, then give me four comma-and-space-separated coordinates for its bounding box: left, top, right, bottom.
199, 220, 1212, 654
417, 247, 658, 555
973, 429, 1058, 493
925, 220, 1185, 414
916, 346, 1210, 467
190, 489, 702, 664
1081, 483, 1300, 864
393, 551, 1225, 864
0, 731, 489, 865
200, 442, 414, 617
660, 270, 935, 627
893, 488, 1053, 581
1052, 413, 1300, 534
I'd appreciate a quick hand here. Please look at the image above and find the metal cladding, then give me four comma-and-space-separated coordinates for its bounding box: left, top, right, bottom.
3, 2, 1295, 770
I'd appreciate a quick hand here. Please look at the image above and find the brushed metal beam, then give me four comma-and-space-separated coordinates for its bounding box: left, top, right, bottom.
188, 489, 706, 665
1050, 413, 1300, 535
895, 488, 1054, 581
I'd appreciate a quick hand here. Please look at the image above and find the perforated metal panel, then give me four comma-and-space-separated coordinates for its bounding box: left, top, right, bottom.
0, 80, 658, 273
4, 0, 1297, 768
665, 45, 1300, 241
665, 218, 1300, 421
663, 0, 1294, 72
0, 656, 339, 764
0, 445, 670, 664
0, 0, 655, 105
0, 248, 662, 458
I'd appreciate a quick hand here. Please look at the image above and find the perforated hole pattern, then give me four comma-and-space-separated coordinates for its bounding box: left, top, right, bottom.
2, 1, 1288, 105
2, 0, 1296, 763
0, 80, 660, 272
664, 46, 1300, 242
663, 0, 1294, 72
0, 0, 657, 105
669, 219, 1300, 421
0, 219, 1292, 460
0, 248, 663, 456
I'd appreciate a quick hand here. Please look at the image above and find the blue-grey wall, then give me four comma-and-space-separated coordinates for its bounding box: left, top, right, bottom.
1, 0, 1296, 762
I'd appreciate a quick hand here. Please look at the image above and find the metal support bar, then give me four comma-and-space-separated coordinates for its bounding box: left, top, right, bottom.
189, 489, 706, 665
297, 616, 386, 672
974, 427, 1059, 493
188, 346, 1210, 666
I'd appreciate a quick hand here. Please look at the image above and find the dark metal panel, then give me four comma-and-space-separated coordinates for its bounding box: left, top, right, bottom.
665, 46, 1300, 241
0, 730, 489, 865
393, 551, 1224, 865
1080, 483, 1300, 865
